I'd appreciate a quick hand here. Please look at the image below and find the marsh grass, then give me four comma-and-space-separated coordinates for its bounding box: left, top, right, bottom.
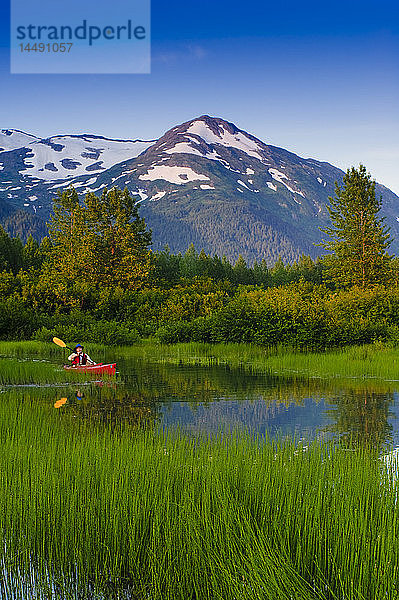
0, 357, 103, 386
2, 340, 399, 382
0, 341, 57, 358
0, 391, 398, 599
0, 342, 116, 386
1, 341, 399, 597
114, 340, 399, 382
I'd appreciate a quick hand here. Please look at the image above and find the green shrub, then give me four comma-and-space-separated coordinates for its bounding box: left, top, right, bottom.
0, 296, 43, 340
34, 319, 139, 346
155, 321, 193, 343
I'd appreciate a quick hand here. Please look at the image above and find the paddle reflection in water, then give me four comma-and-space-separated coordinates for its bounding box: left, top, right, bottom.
54, 397, 67, 409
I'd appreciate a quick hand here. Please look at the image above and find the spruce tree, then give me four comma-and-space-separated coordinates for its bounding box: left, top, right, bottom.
23, 235, 41, 271
0, 226, 24, 274
320, 165, 392, 288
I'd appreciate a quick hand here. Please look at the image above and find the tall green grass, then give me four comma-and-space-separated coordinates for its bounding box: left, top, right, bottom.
2, 339, 399, 382
0, 357, 102, 386
0, 340, 58, 358
0, 393, 398, 599
115, 340, 399, 381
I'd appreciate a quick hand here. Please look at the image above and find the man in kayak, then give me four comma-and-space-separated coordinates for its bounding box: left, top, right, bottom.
67, 344, 96, 367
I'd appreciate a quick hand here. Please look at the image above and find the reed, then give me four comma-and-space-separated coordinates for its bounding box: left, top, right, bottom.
0, 340, 56, 358
114, 340, 399, 381
0, 357, 97, 386
2, 339, 399, 382
0, 392, 398, 599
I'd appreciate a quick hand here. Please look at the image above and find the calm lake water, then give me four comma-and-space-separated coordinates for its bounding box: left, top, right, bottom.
5, 349, 399, 451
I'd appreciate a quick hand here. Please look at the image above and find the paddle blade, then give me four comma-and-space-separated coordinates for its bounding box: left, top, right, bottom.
53, 337, 67, 348
54, 398, 67, 409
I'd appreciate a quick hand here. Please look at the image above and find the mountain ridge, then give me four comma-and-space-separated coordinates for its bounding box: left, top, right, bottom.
1, 117, 398, 263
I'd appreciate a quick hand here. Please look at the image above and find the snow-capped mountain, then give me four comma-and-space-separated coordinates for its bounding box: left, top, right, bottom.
0, 130, 153, 181
1, 117, 399, 263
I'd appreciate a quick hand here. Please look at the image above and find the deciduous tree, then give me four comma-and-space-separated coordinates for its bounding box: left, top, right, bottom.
43, 187, 152, 304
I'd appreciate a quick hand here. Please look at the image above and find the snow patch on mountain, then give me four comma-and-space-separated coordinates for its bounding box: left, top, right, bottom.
139, 165, 210, 184
269, 168, 305, 197
20, 136, 152, 181
134, 189, 148, 202
0, 129, 38, 151
237, 179, 252, 191
269, 168, 288, 183
50, 181, 73, 189
184, 120, 264, 160
150, 191, 167, 201
284, 183, 305, 197
164, 142, 204, 157
164, 140, 223, 164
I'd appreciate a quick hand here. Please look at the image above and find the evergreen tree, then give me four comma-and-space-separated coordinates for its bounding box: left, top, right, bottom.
22, 235, 42, 271
258, 259, 271, 286
0, 226, 24, 274
153, 245, 181, 283
221, 255, 234, 281
181, 244, 198, 278
0, 226, 13, 272
39, 237, 52, 261
233, 255, 253, 285
320, 165, 392, 288
269, 256, 287, 286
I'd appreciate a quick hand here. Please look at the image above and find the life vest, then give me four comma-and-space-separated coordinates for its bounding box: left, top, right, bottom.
72, 353, 88, 366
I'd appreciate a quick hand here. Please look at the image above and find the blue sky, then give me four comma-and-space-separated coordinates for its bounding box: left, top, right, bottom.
1, 0, 399, 192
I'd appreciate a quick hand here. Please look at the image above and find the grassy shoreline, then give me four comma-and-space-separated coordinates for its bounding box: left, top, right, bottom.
1, 393, 398, 599
1, 339, 399, 385
111, 339, 399, 381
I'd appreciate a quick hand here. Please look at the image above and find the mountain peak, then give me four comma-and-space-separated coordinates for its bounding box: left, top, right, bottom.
145, 114, 266, 164
179, 114, 246, 139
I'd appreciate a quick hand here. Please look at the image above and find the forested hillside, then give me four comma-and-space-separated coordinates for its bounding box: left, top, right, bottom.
0, 180, 399, 350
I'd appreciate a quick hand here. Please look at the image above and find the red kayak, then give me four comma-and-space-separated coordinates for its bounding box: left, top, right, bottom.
64, 363, 116, 376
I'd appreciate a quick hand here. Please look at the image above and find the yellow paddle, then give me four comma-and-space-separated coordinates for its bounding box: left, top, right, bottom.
53, 337, 74, 352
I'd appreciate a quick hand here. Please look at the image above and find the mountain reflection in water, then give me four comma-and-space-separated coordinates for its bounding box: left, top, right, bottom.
41, 356, 398, 450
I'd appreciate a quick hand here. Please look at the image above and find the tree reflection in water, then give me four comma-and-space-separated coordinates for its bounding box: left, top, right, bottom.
324, 388, 394, 451
46, 358, 398, 450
